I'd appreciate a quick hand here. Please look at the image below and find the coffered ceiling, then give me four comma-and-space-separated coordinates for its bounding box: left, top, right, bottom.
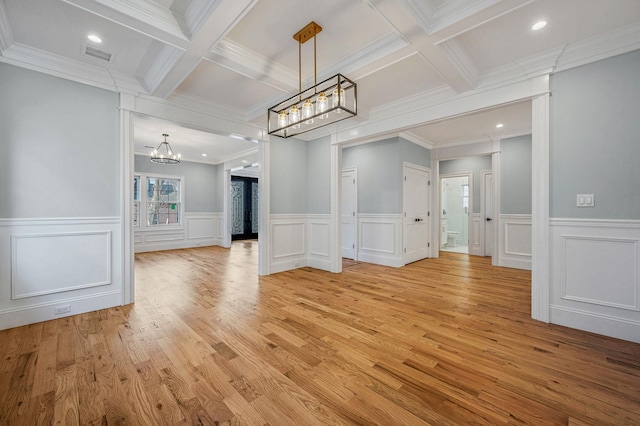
2, 0, 639, 163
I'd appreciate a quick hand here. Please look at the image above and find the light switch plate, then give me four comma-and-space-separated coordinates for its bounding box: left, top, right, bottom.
577, 194, 595, 207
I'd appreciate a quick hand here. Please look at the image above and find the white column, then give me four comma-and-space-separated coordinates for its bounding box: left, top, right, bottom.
531, 91, 551, 322
330, 139, 342, 273
258, 137, 271, 276
120, 93, 135, 305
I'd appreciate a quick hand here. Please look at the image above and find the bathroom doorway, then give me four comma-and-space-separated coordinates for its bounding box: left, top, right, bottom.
440, 175, 470, 254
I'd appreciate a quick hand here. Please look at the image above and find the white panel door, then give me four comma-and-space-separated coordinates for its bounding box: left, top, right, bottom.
403, 164, 430, 264
342, 169, 357, 259
484, 172, 494, 256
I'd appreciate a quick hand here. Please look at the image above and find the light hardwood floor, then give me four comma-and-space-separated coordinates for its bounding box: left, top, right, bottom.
1, 241, 639, 425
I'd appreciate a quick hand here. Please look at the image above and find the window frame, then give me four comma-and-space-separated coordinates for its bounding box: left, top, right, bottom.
134, 172, 185, 231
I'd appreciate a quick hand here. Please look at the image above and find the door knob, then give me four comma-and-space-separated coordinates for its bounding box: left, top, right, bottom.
486, 217, 493, 222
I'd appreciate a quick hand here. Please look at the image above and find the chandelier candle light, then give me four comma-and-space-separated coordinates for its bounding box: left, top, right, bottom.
151, 133, 181, 164
268, 21, 357, 138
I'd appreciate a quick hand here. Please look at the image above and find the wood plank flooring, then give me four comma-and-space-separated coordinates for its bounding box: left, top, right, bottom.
1, 241, 639, 425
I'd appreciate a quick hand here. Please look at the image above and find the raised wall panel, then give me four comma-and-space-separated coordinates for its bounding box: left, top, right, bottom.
11, 231, 111, 299
187, 216, 215, 239
272, 222, 305, 259
562, 236, 638, 310
309, 222, 330, 257
469, 213, 482, 256
499, 214, 532, 270
358, 214, 403, 267
550, 219, 640, 343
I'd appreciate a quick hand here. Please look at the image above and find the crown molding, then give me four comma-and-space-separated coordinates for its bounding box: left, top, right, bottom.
0, 0, 14, 51
140, 44, 185, 94
183, 0, 222, 37
207, 38, 297, 91
0, 42, 146, 94
437, 38, 479, 89
431, 127, 531, 149
555, 21, 640, 73
62, 0, 188, 47
166, 90, 247, 122
398, 131, 435, 150
316, 32, 409, 82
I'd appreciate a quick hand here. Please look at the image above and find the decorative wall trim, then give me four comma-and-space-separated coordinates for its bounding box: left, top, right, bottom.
134, 211, 223, 252
11, 231, 112, 299
469, 213, 482, 256
358, 214, 403, 268
269, 214, 307, 274
499, 214, 532, 270
549, 218, 640, 343
0, 217, 122, 331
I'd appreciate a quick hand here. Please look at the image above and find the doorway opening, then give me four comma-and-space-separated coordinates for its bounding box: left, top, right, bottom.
440, 175, 470, 254
231, 176, 259, 241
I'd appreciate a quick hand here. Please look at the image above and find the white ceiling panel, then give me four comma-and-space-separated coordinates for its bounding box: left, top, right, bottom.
456, 0, 640, 73
5, 0, 155, 75
357, 53, 447, 107
226, 0, 395, 74
133, 116, 257, 165
176, 60, 284, 111
408, 100, 532, 146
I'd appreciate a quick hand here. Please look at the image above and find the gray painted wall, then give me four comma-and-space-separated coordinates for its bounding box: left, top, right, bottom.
0, 62, 119, 218
342, 137, 431, 214
134, 155, 222, 212
501, 135, 532, 214
306, 136, 331, 214
270, 137, 307, 214
439, 155, 492, 214
550, 50, 640, 219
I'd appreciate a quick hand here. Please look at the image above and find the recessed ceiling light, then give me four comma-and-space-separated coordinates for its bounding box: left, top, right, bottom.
531, 21, 547, 31
496, 123, 504, 128
202, 153, 207, 157
88, 34, 102, 43
242, 160, 248, 163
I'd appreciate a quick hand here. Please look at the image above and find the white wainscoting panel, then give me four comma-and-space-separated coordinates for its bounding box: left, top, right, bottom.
0, 217, 122, 330
308, 215, 332, 271
358, 214, 403, 267
469, 213, 482, 256
135, 212, 223, 252
11, 231, 111, 299
499, 214, 532, 270
270, 215, 306, 274
550, 219, 640, 343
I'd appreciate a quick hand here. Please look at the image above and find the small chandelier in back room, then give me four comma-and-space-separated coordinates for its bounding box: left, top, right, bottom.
267, 21, 357, 138
151, 133, 180, 164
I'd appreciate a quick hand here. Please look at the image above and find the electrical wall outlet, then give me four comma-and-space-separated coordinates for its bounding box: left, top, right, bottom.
53, 304, 71, 315
577, 194, 595, 207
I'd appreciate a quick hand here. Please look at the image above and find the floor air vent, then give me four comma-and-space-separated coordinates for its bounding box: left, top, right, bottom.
83, 44, 114, 62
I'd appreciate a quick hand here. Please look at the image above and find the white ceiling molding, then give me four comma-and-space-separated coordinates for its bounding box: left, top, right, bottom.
316, 33, 409, 83
183, 0, 222, 38
398, 131, 435, 150
62, 0, 188, 45
437, 38, 479, 90
0, 0, 15, 51
149, 0, 259, 99
555, 21, 640, 73
139, 44, 186, 94
207, 38, 297, 92
0, 42, 145, 93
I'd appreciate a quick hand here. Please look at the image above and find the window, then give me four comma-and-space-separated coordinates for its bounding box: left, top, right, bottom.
462, 184, 469, 210
146, 177, 181, 226
133, 173, 183, 229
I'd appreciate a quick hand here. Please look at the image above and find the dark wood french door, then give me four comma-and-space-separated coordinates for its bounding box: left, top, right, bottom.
231, 176, 258, 240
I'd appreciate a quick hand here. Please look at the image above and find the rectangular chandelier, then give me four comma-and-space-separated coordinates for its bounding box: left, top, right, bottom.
267, 22, 357, 138
267, 73, 357, 138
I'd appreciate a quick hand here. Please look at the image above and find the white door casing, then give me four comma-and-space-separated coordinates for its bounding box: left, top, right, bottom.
483, 171, 494, 257
341, 168, 357, 259
403, 162, 430, 264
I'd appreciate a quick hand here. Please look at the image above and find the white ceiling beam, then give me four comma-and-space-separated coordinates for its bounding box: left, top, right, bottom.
0, 0, 15, 51
62, 0, 189, 48
150, 0, 260, 99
